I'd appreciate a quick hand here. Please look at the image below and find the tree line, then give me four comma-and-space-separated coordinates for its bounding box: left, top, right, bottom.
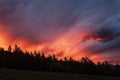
0, 45, 120, 77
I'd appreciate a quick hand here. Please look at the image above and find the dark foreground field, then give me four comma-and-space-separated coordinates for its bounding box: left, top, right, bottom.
0, 68, 120, 80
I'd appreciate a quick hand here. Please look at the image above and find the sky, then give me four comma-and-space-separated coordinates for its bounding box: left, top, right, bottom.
0, 0, 120, 63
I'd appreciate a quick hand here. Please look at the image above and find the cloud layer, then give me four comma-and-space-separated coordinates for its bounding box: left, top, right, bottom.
0, 0, 120, 63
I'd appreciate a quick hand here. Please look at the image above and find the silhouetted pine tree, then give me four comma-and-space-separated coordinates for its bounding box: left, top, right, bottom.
0, 45, 119, 77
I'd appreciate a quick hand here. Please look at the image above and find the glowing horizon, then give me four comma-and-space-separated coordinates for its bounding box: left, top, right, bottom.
0, 0, 120, 64
0, 25, 117, 63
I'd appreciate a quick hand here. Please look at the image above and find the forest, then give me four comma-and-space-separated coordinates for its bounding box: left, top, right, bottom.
0, 45, 120, 77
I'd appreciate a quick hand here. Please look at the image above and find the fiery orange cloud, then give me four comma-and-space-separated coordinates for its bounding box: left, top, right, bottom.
0, 25, 87, 59
0, 25, 106, 63
0, 25, 9, 49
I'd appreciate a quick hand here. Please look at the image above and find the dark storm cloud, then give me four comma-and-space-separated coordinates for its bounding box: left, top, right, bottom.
85, 15, 120, 54
0, 0, 86, 43
0, 0, 120, 55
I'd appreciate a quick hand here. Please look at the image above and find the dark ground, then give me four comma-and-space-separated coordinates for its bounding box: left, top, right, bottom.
0, 68, 120, 80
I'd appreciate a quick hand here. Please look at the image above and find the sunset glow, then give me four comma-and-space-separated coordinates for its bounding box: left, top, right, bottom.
0, 26, 110, 63
0, 0, 120, 64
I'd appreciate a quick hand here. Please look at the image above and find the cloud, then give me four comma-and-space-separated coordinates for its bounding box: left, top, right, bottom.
0, 0, 120, 61
84, 14, 120, 55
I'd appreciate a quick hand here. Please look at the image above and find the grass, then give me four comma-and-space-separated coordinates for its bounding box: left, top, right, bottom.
0, 68, 120, 80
